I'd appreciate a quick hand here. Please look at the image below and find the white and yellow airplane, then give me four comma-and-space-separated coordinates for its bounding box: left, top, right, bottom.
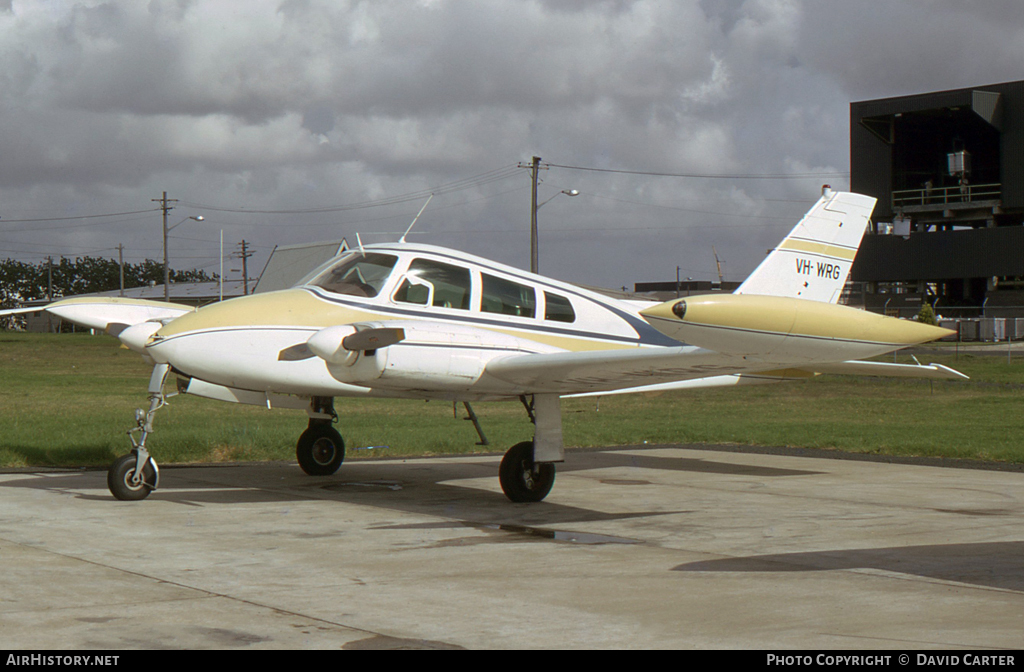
7, 188, 964, 502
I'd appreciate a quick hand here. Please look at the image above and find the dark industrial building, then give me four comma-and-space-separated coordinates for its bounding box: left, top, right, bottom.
850, 79, 1024, 318
633, 280, 740, 301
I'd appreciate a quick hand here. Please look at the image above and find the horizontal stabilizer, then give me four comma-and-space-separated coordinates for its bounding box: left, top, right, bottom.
801, 359, 968, 380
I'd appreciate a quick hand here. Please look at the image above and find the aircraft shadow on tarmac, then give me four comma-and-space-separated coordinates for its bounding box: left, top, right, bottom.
6, 453, 1020, 591
1, 449, 820, 527
673, 542, 1024, 592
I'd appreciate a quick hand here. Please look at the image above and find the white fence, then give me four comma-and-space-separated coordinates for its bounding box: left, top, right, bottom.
937, 317, 1024, 341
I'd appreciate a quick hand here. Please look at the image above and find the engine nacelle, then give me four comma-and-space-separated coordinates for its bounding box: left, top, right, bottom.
640, 294, 954, 363
318, 321, 554, 392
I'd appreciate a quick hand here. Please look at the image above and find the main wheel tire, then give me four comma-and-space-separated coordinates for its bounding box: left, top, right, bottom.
108, 453, 157, 501
296, 424, 345, 476
499, 441, 555, 503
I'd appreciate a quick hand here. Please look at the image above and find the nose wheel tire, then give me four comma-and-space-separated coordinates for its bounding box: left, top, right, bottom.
499, 441, 555, 503
296, 424, 345, 476
108, 453, 158, 501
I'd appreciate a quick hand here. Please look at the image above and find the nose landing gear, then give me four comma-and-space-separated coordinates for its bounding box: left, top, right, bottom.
107, 364, 169, 501
108, 451, 159, 501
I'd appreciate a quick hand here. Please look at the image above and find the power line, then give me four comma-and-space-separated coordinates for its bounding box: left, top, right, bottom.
546, 162, 848, 180
178, 165, 523, 215
582, 192, 802, 220
0, 208, 160, 224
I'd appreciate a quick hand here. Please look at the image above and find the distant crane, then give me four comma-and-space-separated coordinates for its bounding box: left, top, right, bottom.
712, 245, 724, 286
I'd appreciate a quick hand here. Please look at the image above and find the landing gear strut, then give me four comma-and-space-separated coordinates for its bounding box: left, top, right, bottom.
296, 397, 345, 476
108, 364, 169, 501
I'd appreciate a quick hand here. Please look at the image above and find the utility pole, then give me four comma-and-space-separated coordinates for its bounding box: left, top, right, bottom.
519, 157, 570, 274
47, 256, 54, 333
530, 156, 540, 274
152, 191, 178, 302
117, 244, 125, 297
236, 240, 254, 295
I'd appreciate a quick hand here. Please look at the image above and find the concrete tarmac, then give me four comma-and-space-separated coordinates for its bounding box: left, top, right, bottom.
1, 446, 1022, 650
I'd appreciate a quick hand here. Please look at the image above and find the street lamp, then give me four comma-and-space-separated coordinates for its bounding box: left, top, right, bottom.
531, 189, 579, 274
163, 214, 204, 302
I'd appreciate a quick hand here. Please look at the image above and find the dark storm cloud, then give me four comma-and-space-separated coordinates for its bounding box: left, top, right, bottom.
1, 0, 1022, 287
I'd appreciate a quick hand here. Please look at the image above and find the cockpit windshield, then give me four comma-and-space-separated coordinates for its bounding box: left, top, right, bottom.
309, 253, 398, 297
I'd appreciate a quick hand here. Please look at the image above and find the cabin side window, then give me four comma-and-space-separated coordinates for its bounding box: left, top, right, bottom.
481, 274, 536, 318
310, 253, 397, 298
544, 292, 576, 323
393, 258, 472, 310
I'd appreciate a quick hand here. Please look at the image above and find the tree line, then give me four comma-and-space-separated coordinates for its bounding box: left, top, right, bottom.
1, 256, 215, 328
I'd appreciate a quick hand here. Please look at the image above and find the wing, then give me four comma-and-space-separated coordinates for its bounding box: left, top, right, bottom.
19, 296, 193, 335
564, 359, 967, 398
482, 346, 780, 395
482, 347, 967, 397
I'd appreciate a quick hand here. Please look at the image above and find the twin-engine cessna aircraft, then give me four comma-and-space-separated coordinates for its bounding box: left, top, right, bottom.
13, 188, 963, 502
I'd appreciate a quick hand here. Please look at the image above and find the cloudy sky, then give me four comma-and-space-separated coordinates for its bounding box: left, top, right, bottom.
1, 0, 1022, 290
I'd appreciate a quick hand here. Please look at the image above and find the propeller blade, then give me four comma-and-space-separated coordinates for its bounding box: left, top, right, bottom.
341, 327, 405, 352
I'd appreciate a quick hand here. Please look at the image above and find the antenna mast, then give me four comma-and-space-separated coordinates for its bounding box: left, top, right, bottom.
400, 194, 434, 243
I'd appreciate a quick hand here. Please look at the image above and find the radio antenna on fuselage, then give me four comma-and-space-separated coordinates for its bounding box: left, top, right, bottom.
400, 193, 433, 243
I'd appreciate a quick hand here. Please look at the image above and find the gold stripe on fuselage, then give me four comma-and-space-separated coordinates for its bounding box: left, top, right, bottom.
156, 288, 642, 353
156, 289, 376, 336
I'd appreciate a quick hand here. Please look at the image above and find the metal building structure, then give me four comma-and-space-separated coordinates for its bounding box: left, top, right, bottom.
849, 80, 1024, 317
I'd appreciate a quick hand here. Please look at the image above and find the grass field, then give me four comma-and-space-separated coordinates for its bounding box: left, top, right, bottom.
2, 332, 1024, 468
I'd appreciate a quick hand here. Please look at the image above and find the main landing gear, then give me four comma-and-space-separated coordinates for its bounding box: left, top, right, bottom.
496, 394, 563, 503
295, 397, 345, 476
499, 440, 555, 503
292, 395, 562, 504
